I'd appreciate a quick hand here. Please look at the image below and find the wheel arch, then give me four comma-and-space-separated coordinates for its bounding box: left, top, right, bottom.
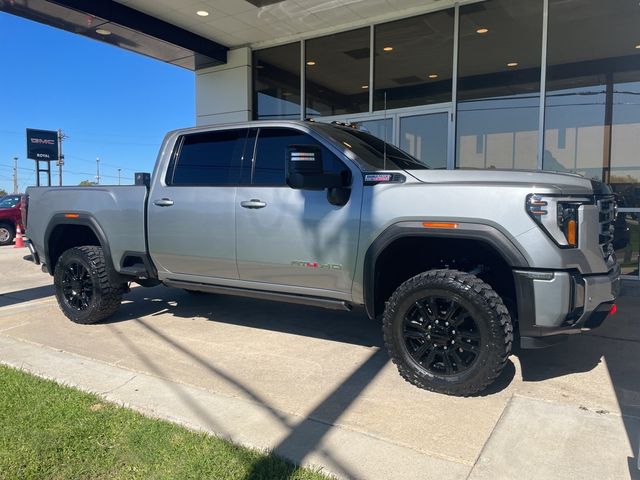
363, 222, 530, 319
44, 214, 115, 278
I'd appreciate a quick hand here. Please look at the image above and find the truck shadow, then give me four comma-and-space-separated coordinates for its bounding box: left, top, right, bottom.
0, 284, 54, 307
107, 285, 638, 477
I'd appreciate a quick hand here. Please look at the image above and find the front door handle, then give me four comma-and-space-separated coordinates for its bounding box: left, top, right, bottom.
153, 198, 174, 207
240, 199, 267, 209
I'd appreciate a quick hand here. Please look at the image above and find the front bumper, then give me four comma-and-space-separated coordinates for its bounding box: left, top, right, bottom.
514, 264, 621, 348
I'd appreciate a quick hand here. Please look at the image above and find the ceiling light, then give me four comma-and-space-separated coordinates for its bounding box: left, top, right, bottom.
476, 27, 489, 34
428, 74, 438, 79
95, 28, 111, 35
383, 46, 393, 52
196, 10, 209, 16
306, 60, 316, 66
507, 62, 519, 67
636, 44, 640, 49
361, 85, 368, 89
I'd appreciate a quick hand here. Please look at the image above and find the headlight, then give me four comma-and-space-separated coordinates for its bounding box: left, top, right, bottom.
526, 194, 591, 248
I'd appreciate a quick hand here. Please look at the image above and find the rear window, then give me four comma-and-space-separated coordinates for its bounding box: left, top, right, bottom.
167, 129, 247, 186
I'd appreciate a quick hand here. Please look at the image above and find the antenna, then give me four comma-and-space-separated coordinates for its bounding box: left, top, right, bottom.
383, 91, 388, 170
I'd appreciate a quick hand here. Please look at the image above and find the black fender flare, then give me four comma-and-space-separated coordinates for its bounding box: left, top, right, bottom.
43, 213, 118, 280
362, 221, 530, 319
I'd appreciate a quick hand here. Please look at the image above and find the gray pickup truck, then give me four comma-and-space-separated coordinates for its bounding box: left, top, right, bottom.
25, 120, 621, 396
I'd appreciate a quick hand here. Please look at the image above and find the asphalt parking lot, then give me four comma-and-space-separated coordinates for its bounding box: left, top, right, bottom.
1, 244, 639, 479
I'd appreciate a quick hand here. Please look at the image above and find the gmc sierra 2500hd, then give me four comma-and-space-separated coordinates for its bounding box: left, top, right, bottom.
24, 120, 621, 396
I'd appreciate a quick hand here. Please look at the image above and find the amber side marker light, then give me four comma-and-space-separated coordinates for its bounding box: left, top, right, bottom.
64, 213, 79, 218
422, 222, 459, 229
566, 219, 577, 246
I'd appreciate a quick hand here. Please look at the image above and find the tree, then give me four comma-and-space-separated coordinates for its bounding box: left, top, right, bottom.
78, 180, 97, 186
0, 188, 7, 197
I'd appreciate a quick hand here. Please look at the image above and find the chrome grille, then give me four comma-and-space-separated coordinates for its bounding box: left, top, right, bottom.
596, 195, 616, 261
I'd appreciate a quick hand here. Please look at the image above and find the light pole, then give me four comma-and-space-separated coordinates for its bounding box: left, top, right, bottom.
118, 168, 121, 185
56, 129, 67, 186
12, 157, 18, 193
96, 157, 100, 185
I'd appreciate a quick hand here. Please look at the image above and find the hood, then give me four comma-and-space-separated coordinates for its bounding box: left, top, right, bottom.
405, 168, 597, 195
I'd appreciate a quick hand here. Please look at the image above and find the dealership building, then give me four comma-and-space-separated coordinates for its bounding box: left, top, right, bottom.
3, 0, 640, 277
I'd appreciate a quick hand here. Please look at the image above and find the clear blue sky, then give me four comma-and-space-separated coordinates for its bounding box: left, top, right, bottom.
0, 12, 195, 193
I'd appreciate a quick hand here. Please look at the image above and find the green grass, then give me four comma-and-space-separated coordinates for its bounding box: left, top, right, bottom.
0, 365, 331, 480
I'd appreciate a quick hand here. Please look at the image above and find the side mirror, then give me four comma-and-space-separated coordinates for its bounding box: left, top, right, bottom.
286, 145, 344, 190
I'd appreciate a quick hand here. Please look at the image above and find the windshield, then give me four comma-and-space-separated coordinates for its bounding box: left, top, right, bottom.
0, 196, 20, 209
312, 124, 429, 171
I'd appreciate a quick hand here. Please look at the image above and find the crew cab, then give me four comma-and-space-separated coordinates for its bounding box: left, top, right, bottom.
24, 121, 621, 396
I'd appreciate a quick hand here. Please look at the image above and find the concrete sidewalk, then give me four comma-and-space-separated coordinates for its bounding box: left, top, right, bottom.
1, 245, 639, 479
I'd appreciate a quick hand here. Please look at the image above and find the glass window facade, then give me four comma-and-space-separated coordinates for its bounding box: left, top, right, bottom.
543, 0, 640, 195
305, 28, 370, 117
249, 0, 640, 276
400, 113, 449, 169
374, 10, 454, 111
456, 0, 543, 170
253, 43, 301, 120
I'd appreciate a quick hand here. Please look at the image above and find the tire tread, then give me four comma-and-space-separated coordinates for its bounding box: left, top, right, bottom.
54, 246, 123, 324
382, 269, 512, 396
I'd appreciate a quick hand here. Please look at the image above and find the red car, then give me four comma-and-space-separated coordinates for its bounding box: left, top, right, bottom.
0, 194, 25, 246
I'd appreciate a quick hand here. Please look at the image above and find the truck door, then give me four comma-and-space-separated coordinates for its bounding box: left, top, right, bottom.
148, 128, 249, 280
235, 127, 362, 296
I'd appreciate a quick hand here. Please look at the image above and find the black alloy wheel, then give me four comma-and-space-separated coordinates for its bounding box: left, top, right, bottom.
403, 295, 481, 376
61, 261, 94, 311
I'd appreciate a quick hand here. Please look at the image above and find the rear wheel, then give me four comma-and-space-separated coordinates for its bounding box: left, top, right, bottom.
0, 223, 15, 246
54, 246, 124, 324
382, 269, 512, 396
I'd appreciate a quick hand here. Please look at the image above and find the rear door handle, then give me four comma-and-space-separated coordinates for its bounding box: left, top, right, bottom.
240, 199, 267, 209
153, 198, 174, 207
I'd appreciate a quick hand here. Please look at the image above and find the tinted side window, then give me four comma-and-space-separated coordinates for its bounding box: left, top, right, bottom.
169, 129, 246, 186
252, 128, 348, 186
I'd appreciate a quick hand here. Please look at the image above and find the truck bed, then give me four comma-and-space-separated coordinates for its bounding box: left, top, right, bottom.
26, 186, 148, 274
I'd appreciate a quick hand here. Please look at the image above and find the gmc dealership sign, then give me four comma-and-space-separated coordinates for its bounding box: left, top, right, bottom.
26, 128, 57, 161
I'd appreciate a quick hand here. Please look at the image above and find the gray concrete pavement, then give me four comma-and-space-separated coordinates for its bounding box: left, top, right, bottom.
0, 244, 639, 479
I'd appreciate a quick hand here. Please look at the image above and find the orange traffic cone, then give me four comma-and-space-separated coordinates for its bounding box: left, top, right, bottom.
14, 225, 25, 248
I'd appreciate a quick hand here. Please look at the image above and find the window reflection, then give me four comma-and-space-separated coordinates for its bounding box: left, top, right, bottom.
544, 0, 640, 200
306, 28, 370, 117
615, 213, 639, 276
373, 10, 454, 110
400, 113, 448, 169
253, 43, 301, 120
353, 118, 392, 143
456, 0, 543, 170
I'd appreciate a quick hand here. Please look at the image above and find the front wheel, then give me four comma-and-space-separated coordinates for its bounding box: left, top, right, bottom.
54, 246, 124, 324
382, 269, 512, 396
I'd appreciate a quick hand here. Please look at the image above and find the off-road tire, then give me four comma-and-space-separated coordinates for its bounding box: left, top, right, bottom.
0, 223, 15, 246
54, 246, 124, 324
382, 269, 512, 396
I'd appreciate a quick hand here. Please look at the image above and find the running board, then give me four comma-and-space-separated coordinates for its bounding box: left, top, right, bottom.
164, 279, 353, 311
